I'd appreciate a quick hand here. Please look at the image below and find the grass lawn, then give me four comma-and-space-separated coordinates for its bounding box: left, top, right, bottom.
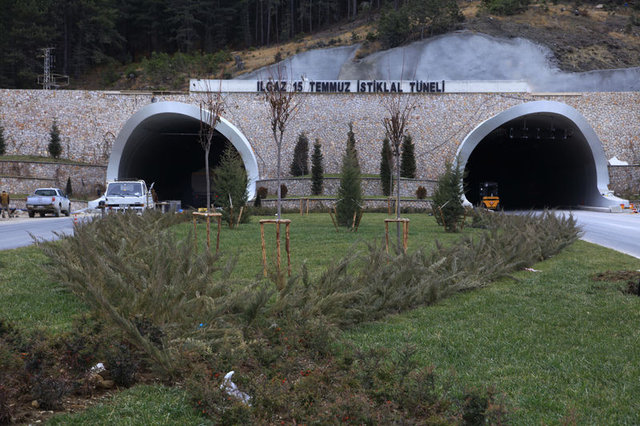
2, 212, 639, 423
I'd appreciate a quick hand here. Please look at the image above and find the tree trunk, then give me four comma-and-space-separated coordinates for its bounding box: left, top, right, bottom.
395, 151, 402, 252
276, 130, 282, 219
205, 145, 211, 212
267, 0, 272, 46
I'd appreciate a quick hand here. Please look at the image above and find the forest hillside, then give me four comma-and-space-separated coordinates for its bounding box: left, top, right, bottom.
1, 0, 639, 90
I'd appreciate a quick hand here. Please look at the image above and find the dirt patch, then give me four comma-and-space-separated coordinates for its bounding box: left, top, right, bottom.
462, 2, 640, 72
591, 270, 640, 296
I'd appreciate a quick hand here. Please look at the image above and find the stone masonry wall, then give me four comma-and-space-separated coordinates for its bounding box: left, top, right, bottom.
0, 89, 639, 195
255, 177, 437, 198
0, 160, 106, 196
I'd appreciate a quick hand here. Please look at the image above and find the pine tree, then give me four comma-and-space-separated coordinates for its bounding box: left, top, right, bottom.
289, 132, 309, 176
48, 120, 62, 159
400, 134, 417, 178
0, 126, 6, 156
431, 162, 465, 232
336, 134, 362, 227
380, 137, 393, 196
346, 122, 359, 169
213, 145, 251, 225
65, 177, 73, 196
311, 139, 324, 195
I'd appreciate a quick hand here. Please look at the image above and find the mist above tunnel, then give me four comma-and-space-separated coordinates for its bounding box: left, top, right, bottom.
107, 101, 259, 208
456, 101, 624, 210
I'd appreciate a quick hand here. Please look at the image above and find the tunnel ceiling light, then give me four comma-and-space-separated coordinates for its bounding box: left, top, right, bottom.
521, 120, 528, 139
536, 128, 541, 139
509, 128, 514, 139
550, 125, 555, 140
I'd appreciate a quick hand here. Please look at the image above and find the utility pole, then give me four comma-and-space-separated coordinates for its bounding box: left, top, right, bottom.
41, 48, 54, 90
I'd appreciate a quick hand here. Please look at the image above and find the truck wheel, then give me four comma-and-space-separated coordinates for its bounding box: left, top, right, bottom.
28, 210, 35, 218
65, 204, 71, 217
40, 212, 45, 217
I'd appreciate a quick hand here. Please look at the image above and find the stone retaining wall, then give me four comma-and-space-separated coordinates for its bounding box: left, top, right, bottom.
255, 177, 437, 198
258, 197, 432, 211
0, 160, 106, 196
609, 165, 640, 196
1, 89, 638, 194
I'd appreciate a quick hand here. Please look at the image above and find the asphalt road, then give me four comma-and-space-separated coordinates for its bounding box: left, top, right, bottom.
557, 209, 640, 259
0, 214, 86, 250
1, 210, 640, 258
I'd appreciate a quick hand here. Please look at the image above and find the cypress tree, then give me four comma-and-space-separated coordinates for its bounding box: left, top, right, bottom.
289, 132, 309, 176
431, 162, 465, 232
311, 139, 324, 195
400, 134, 417, 178
336, 134, 362, 227
346, 122, 359, 169
213, 145, 251, 225
65, 177, 73, 196
48, 120, 62, 159
0, 126, 6, 156
380, 137, 393, 196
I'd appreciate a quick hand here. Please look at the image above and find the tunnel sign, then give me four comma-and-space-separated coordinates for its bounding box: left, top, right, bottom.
190, 79, 530, 94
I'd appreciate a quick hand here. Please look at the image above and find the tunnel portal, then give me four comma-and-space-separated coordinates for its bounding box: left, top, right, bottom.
107, 101, 259, 208
457, 101, 623, 210
464, 113, 595, 209
118, 114, 231, 208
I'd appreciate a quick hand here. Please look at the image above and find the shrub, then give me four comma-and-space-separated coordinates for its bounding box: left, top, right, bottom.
280, 184, 288, 198
378, 8, 410, 48
65, 177, 73, 196
416, 186, 427, 199
290, 132, 309, 176
380, 137, 393, 197
105, 343, 139, 387
0, 126, 6, 156
400, 134, 416, 179
336, 127, 362, 227
213, 145, 251, 225
48, 120, 62, 159
257, 186, 268, 199
481, 0, 530, 15
311, 139, 324, 195
31, 375, 70, 410
431, 162, 465, 232
346, 122, 359, 169
253, 193, 262, 207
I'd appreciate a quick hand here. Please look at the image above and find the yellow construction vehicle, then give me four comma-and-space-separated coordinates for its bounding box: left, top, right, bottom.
479, 182, 500, 210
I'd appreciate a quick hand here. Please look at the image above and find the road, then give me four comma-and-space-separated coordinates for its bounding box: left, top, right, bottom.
557, 209, 640, 259
0, 214, 85, 250
1, 210, 640, 258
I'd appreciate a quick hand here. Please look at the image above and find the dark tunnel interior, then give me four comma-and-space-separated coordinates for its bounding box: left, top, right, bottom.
118, 113, 234, 208
464, 113, 598, 209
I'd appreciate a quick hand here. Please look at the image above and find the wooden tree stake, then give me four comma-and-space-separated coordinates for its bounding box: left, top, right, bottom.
193, 211, 222, 252
384, 218, 410, 253
259, 219, 292, 277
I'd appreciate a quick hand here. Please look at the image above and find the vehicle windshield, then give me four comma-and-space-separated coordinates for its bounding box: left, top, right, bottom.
107, 183, 143, 196
34, 189, 56, 196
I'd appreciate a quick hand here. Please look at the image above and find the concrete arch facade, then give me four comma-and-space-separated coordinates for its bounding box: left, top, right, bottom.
455, 100, 625, 208
107, 101, 259, 198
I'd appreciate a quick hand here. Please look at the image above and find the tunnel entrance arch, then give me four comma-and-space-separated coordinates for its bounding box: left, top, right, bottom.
455, 101, 624, 209
107, 101, 259, 207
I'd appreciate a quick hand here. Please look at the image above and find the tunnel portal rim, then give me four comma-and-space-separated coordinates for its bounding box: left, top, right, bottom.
454, 100, 624, 208
107, 101, 259, 199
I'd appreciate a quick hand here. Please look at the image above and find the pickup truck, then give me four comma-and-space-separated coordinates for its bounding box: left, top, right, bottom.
26, 188, 71, 217
102, 180, 155, 213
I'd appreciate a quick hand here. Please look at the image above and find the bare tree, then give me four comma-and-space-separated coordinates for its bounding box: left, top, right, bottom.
264, 65, 301, 219
382, 93, 414, 251
199, 83, 226, 212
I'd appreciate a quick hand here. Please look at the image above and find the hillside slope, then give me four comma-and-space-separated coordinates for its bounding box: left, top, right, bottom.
76, 1, 640, 90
